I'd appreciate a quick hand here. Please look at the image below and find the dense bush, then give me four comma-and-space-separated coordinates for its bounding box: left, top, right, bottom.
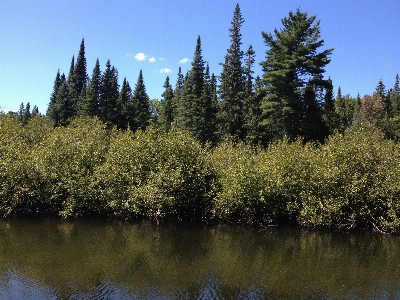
91, 127, 214, 221
1, 115, 400, 232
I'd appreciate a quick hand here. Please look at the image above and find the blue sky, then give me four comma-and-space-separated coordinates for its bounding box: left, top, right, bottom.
0, 0, 399, 113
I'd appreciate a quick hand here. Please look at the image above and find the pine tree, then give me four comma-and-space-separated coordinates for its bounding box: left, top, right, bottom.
322, 77, 336, 132
376, 79, 392, 118
177, 36, 206, 140
47, 70, 61, 116
99, 60, 119, 125
67, 55, 75, 86
352, 92, 362, 127
160, 76, 174, 131
390, 74, 400, 116
335, 86, 346, 132
31, 105, 39, 118
73, 39, 88, 115
217, 3, 245, 140
259, 9, 333, 143
18, 102, 25, 124
23, 102, 31, 124
131, 70, 151, 131
199, 64, 217, 142
117, 77, 132, 130
242, 45, 260, 143
50, 74, 75, 126
82, 58, 101, 117
172, 66, 185, 126
176, 36, 215, 142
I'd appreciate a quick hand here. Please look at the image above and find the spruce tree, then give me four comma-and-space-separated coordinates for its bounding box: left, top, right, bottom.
48, 74, 75, 126
23, 102, 31, 124
131, 70, 151, 131
390, 74, 400, 116
82, 58, 101, 117
242, 45, 261, 144
177, 36, 214, 142
160, 76, 174, 131
117, 77, 132, 130
18, 102, 25, 124
99, 60, 119, 125
335, 86, 346, 132
259, 9, 333, 143
31, 105, 39, 118
200, 64, 217, 142
322, 77, 336, 132
376, 79, 392, 118
73, 39, 88, 115
47, 70, 61, 116
67, 55, 75, 86
217, 3, 245, 140
172, 66, 185, 126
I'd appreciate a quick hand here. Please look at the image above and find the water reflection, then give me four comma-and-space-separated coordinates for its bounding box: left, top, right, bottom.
1, 218, 400, 299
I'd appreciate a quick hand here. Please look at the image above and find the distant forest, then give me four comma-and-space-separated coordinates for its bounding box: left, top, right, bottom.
9, 5, 400, 145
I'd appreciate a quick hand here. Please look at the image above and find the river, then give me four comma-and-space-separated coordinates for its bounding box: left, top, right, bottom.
1, 218, 400, 299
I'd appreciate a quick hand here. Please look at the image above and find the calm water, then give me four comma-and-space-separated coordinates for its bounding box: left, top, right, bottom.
1, 219, 400, 299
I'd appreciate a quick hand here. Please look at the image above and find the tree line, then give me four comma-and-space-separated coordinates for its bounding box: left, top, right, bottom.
16, 5, 400, 146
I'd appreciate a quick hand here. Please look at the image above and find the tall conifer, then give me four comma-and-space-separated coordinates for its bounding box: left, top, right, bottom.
117, 77, 132, 130
160, 76, 174, 131
82, 58, 102, 117
99, 60, 119, 125
131, 70, 151, 131
217, 3, 245, 140
260, 9, 333, 143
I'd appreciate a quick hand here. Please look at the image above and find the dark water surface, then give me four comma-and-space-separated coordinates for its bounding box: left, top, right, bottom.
1, 218, 400, 299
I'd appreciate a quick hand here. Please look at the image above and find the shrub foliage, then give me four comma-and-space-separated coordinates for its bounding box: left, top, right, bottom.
1, 115, 400, 232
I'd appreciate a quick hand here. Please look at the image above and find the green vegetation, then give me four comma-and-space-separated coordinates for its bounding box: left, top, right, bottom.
1, 114, 400, 232
1, 6, 400, 232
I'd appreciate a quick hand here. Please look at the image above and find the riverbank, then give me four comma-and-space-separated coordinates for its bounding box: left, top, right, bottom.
1, 115, 400, 232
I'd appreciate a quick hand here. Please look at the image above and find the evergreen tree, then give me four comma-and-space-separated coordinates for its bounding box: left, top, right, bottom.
117, 77, 132, 130
200, 64, 217, 142
47, 70, 61, 116
352, 92, 362, 127
160, 76, 174, 131
177, 36, 207, 140
82, 58, 101, 117
242, 45, 261, 143
67, 55, 75, 86
217, 3, 245, 140
322, 77, 336, 132
18, 102, 25, 124
245, 76, 263, 145
172, 66, 185, 126
31, 105, 39, 118
48, 74, 75, 126
73, 39, 88, 115
131, 70, 151, 131
389, 74, 400, 116
376, 79, 392, 117
335, 86, 349, 132
99, 60, 119, 125
259, 9, 333, 143
23, 102, 31, 124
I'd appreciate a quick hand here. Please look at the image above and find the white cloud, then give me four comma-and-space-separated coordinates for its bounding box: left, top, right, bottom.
135, 53, 147, 61
158, 57, 165, 61
179, 58, 190, 64
149, 57, 156, 63
160, 68, 172, 73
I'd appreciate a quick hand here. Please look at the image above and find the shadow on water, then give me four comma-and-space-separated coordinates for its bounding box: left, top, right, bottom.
1, 218, 400, 299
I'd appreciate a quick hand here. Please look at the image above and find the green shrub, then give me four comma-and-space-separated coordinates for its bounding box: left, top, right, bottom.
298, 128, 400, 232
93, 127, 214, 220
